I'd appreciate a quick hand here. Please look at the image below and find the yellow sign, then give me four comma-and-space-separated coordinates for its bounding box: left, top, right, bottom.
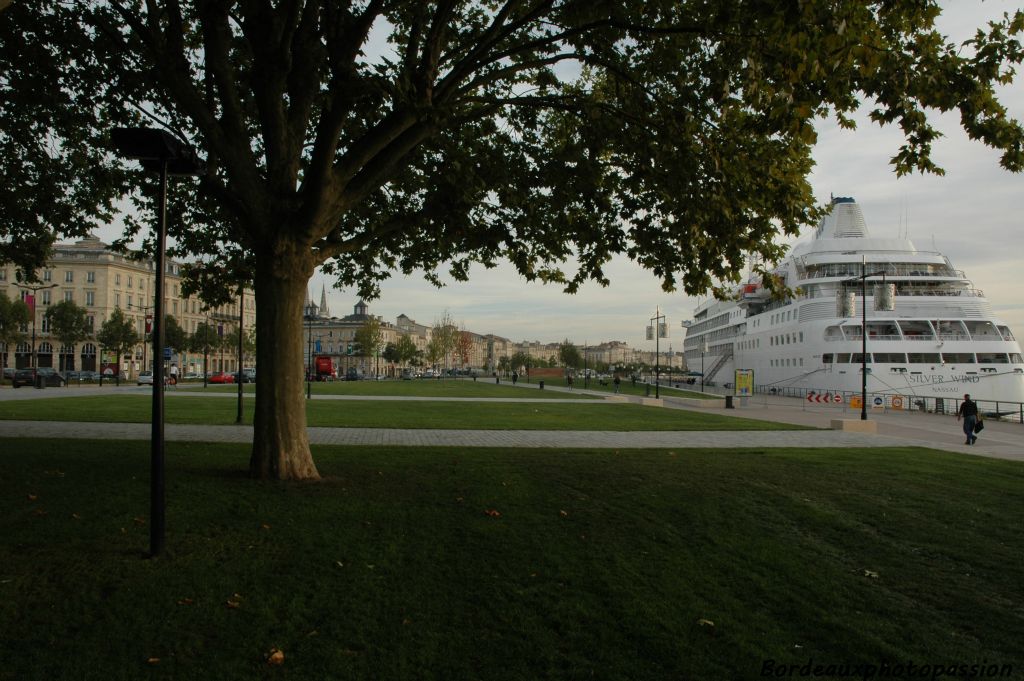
734, 369, 754, 396
891, 396, 904, 410
849, 395, 863, 409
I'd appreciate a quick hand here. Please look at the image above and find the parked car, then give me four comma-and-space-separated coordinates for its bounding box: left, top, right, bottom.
234, 370, 253, 384
11, 368, 64, 388
137, 371, 155, 386
208, 371, 235, 384
11, 369, 36, 388
3, 367, 17, 382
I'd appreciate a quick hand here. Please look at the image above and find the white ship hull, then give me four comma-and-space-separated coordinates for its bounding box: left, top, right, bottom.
684, 197, 1024, 406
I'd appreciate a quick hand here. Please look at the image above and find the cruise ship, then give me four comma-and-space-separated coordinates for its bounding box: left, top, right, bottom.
682, 197, 1024, 406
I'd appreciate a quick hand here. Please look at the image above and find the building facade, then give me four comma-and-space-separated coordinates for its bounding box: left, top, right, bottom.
0, 235, 254, 376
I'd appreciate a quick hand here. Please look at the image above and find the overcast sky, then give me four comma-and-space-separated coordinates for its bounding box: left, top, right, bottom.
99, 2, 1024, 350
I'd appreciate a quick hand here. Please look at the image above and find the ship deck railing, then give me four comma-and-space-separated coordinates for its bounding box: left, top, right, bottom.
740, 384, 1023, 424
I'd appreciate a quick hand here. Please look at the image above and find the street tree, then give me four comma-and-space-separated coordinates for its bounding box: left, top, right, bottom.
456, 330, 474, 369
44, 300, 92, 374
394, 334, 419, 367
163, 315, 189, 358
4, 3, 1023, 479
559, 340, 582, 369
96, 308, 138, 385
353, 318, 384, 376
0, 292, 29, 351
510, 351, 533, 375
432, 312, 459, 375
189, 321, 220, 376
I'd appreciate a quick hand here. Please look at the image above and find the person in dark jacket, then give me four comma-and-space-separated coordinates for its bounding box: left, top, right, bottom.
956, 393, 979, 445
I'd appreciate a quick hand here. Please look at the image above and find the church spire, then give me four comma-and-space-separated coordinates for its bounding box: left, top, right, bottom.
319, 284, 330, 317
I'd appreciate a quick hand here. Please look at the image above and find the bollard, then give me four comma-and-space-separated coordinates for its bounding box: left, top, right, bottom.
539, 380, 544, 390
496, 376, 500, 384
725, 395, 734, 409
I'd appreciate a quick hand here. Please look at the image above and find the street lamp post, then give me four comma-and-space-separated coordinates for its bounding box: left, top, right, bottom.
842, 257, 888, 421
236, 288, 244, 424
648, 308, 666, 398
304, 303, 316, 399
14, 282, 58, 377
112, 127, 203, 558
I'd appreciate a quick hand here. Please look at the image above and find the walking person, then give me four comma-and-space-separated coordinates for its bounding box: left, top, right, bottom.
956, 393, 979, 445
613, 375, 621, 393
566, 373, 573, 391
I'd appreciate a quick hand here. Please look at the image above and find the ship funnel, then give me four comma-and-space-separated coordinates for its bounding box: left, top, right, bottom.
816, 197, 870, 239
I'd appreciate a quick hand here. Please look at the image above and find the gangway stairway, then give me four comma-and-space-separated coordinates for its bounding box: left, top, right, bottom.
703, 345, 734, 384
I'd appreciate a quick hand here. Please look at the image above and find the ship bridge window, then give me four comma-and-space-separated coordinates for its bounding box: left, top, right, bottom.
933, 320, 969, 340
963, 321, 1000, 339
850, 353, 871, 364
873, 353, 908, 363
836, 353, 851, 363
941, 353, 975, 364
822, 353, 833, 363
897, 320, 935, 340
976, 353, 1009, 364
824, 326, 844, 341
1011, 353, 1023, 364
908, 353, 941, 364
866, 322, 900, 340
998, 326, 1016, 341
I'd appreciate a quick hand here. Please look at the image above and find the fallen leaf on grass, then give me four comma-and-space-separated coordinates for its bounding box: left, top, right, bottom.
266, 648, 284, 666
147, 657, 160, 665
71, 513, 81, 520
863, 569, 879, 579
698, 619, 715, 627
226, 593, 243, 609
335, 561, 345, 568
177, 598, 194, 606
133, 517, 146, 526
484, 509, 501, 517
559, 510, 569, 517
260, 523, 271, 530
27, 494, 38, 502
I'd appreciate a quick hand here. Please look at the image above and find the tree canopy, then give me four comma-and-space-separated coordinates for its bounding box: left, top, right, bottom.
3, 1, 1022, 478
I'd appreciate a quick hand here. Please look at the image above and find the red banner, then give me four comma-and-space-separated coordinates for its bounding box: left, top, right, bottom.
25, 294, 35, 315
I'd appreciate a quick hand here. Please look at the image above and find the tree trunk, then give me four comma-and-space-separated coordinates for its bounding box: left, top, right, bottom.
249, 257, 320, 480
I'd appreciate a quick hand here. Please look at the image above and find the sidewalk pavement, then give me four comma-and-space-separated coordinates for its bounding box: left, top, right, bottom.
0, 383, 1019, 461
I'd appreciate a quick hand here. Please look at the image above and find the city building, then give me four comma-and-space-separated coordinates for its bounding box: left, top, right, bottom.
0, 235, 254, 376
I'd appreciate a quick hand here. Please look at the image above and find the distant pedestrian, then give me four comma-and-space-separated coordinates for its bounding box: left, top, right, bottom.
512, 371, 518, 385
613, 375, 621, 393
566, 374, 573, 391
169, 363, 178, 386
956, 393, 979, 445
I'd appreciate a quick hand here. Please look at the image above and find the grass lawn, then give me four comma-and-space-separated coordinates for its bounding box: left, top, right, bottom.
1, 439, 1022, 680
0, 395, 806, 431
533, 375, 722, 400
178, 379, 599, 399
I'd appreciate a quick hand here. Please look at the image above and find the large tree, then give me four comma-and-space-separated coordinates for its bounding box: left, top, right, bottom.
0, 292, 29, 349
3, 2, 1022, 479
96, 308, 139, 385
44, 300, 92, 374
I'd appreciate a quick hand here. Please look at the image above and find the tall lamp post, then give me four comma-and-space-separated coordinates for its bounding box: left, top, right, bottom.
14, 282, 58, 374
236, 288, 245, 424
842, 256, 889, 420
648, 307, 667, 399
304, 303, 316, 399
112, 127, 203, 558
700, 340, 708, 392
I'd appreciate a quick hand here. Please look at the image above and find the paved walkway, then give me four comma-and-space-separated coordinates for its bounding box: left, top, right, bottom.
0, 383, 1020, 461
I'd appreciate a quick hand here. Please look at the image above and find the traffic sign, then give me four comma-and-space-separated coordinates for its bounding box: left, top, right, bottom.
164, 347, 172, 360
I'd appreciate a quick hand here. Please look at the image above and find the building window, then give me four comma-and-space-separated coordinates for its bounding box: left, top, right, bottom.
115, 273, 121, 285
127, 295, 133, 309
128, 276, 133, 288
85, 291, 95, 306
139, 279, 144, 291
64, 290, 73, 302
41, 318, 51, 332
44, 269, 52, 282
41, 290, 52, 305
115, 293, 121, 308
87, 271, 95, 283
172, 301, 178, 315
86, 316, 95, 330
64, 271, 73, 283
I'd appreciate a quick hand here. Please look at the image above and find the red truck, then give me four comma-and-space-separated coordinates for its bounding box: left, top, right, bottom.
314, 355, 335, 381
